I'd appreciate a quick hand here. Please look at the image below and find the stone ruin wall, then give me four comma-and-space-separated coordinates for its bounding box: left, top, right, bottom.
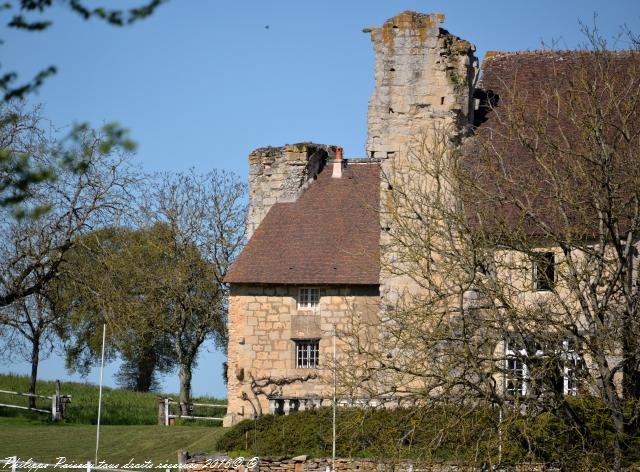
247, 143, 337, 240
365, 11, 478, 305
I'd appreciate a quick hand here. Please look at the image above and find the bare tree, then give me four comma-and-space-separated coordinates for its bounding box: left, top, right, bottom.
341, 34, 640, 470
0, 293, 60, 408
0, 111, 137, 401
0, 101, 53, 218
142, 170, 247, 414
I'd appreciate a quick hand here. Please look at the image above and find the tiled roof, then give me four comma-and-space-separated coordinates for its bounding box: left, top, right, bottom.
225, 162, 380, 285
463, 51, 640, 238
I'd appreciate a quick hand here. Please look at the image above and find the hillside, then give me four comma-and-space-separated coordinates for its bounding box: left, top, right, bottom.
0, 373, 226, 425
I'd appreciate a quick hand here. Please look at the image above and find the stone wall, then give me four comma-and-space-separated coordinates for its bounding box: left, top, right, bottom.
247, 144, 337, 239
187, 455, 549, 472
366, 11, 477, 160
226, 11, 481, 426
224, 285, 379, 426
365, 12, 478, 304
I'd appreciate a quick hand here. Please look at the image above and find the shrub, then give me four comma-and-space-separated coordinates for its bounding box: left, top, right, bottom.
217, 400, 640, 469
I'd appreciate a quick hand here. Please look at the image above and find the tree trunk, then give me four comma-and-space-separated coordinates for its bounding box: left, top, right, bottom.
29, 338, 40, 410
135, 346, 157, 392
179, 362, 193, 416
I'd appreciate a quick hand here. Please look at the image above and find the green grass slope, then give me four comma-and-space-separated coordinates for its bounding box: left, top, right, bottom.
0, 373, 226, 425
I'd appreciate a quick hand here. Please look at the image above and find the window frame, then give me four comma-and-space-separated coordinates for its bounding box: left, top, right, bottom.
504, 338, 528, 398
295, 339, 320, 369
532, 252, 555, 291
562, 339, 582, 396
297, 287, 321, 311
504, 337, 582, 398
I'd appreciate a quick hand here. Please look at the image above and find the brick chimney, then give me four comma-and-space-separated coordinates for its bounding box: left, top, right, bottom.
332, 146, 343, 178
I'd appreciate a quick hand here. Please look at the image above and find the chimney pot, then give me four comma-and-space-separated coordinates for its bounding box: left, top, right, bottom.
332, 146, 343, 178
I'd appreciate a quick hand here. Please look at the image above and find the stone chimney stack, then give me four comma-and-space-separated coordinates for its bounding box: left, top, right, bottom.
365, 11, 478, 161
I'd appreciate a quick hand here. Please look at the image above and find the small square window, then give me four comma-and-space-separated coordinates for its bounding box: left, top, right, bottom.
533, 252, 555, 291
298, 288, 320, 310
295, 340, 319, 368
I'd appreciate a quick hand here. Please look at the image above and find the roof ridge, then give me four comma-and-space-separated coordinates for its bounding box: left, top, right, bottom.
484, 49, 637, 61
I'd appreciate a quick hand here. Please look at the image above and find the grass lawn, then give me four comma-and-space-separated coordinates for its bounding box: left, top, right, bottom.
0, 417, 226, 465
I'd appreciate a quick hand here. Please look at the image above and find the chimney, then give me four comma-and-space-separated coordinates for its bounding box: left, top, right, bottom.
332, 146, 343, 178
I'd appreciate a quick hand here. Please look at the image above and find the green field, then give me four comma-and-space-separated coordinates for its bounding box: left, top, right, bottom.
0, 373, 226, 425
0, 417, 226, 464
0, 374, 228, 464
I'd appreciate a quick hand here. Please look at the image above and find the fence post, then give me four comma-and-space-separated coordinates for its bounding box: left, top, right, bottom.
11, 456, 17, 472
52, 380, 62, 421
86, 461, 92, 472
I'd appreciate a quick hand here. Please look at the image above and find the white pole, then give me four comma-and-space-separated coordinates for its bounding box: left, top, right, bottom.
498, 406, 503, 464
332, 324, 337, 472
165, 398, 169, 426
95, 323, 106, 465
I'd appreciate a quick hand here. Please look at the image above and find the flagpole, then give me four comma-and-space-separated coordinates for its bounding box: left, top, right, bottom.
95, 323, 106, 465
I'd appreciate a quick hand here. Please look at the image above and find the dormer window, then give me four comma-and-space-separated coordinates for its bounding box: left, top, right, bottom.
533, 252, 555, 291
298, 287, 320, 310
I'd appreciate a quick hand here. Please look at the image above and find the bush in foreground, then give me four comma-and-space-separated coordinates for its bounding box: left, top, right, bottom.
217, 400, 640, 470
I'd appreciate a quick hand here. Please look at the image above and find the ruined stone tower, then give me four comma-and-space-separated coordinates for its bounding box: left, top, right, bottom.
365, 12, 478, 301
366, 11, 477, 160
246, 143, 336, 239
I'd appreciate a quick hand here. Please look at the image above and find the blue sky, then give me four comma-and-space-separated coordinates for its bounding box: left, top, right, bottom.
2, 0, 639, 399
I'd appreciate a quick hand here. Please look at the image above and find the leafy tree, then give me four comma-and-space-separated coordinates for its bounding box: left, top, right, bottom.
58, 171, 247, 404
56, 226, 177, 392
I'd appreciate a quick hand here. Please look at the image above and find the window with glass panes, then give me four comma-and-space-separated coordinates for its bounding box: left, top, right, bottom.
505, 338, 527, 397
295, 339, 319, 368
562, 339, 582, 396
298, 288, 320, 310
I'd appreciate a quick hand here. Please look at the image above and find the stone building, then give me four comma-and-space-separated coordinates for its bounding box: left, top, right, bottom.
223, 11, 476, 426
223, 11, 640, 425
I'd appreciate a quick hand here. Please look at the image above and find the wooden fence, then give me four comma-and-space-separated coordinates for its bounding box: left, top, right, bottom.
0, 380, 71, 420
157, 397, 226, 425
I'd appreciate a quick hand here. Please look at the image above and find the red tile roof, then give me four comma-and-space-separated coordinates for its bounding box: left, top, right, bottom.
225, 162, 380, 285
463, 51, 640, 238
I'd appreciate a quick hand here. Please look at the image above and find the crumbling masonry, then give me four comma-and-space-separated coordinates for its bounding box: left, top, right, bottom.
223, 11, 479, 426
